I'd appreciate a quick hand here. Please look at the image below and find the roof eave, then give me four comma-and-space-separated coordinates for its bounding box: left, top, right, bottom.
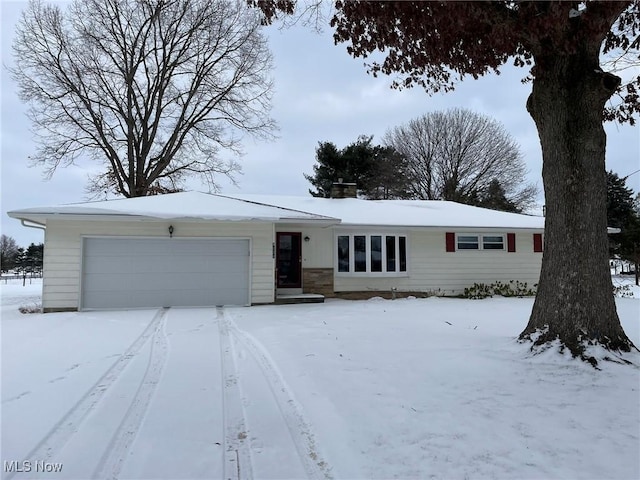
335, 222, 545, 230
7, 211, 341, 225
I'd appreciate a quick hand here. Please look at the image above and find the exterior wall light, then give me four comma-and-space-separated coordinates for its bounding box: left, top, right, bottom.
304, 236, 310, 242
169, 225, 174, 238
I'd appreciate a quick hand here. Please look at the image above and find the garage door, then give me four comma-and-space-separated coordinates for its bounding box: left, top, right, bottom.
82, 237, 250, 309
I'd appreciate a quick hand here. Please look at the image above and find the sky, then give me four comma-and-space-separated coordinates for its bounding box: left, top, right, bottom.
2, 0, 639, 247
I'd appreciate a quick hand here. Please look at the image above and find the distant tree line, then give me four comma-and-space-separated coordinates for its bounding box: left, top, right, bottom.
0, 235, 43, 276
305, 108, 538, 213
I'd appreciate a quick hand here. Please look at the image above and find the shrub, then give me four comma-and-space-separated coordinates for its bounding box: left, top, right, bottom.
463, 280, 537, 299
612, 284, 634, 298
19, 303, 42, 314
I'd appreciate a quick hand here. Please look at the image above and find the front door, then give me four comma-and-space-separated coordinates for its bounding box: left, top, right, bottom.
276, 232, 302, 288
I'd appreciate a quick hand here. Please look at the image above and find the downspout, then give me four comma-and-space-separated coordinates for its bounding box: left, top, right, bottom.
18, 219, 46, 291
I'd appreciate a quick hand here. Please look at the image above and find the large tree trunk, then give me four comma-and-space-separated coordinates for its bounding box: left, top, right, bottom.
520, 48, 637, 364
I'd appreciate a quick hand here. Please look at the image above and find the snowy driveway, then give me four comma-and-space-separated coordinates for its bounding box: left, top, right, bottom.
2, 305, 331, 480
3, 280, 639, 479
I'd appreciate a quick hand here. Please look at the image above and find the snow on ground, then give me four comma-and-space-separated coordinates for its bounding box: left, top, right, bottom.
1, 280, 639, 479
612, 274, 640, 298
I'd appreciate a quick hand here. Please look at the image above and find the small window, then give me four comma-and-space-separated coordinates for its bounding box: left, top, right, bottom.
386, 236, 396, 272
482, 235, 504, 250
399, 236, 407, 272
456, 233, 506, 251
354, 235, 367, 272
371, 236, 382, 272
338, 235, 350, 272
457, 235, 479, 250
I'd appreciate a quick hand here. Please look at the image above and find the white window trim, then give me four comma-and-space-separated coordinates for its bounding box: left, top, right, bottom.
456, 233, 506, 252
335, 232, 409, 277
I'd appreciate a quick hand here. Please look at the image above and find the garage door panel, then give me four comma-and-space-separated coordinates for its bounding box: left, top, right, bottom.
174, 258, 247, 273
82, 238, 251, 309
166, 273, 247, 288
84, 238, 171, 256
83, 259, 175, 275
171, 241, 248, 256
83, 274, 171, 292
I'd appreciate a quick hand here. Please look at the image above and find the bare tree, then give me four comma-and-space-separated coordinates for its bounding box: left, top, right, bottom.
0, 235, 20, 273
11, 0, 275, 197
384, 108, 538, 212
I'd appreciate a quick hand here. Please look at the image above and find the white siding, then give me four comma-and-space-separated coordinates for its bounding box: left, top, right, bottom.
333, 229, 542, 295
43, 220, 274, 311
276, 226, 333, 269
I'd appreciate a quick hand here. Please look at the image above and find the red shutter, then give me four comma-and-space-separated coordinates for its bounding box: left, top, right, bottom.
533, 233, 543, 252
446, 232, 455, 252
507, 233, 516, 252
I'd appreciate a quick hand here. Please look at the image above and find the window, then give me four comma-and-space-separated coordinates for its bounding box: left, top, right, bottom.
337, 234, 407, 275
337, 235, 349, 272
371, 236, 382, 272
386, 236, 396, 271
482, 235, 505, 250
457, 234, 505, 251
457, 235, 479, 250
354, 235, 366, 272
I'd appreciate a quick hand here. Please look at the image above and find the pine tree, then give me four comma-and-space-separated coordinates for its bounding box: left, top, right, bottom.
478, 179, 521, 213
305, 136, 411, 199
607, 171, 640, 266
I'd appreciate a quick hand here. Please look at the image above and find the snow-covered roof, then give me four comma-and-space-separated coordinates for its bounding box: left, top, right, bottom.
224, 194, 545, 229
7, 191, 339, 225
8, 191, 546, 229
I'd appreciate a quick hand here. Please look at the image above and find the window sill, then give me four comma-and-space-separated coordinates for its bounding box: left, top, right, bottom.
335, 272, 409, 278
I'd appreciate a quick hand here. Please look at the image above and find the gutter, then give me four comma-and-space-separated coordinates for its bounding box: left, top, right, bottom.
21, 219, 46, 231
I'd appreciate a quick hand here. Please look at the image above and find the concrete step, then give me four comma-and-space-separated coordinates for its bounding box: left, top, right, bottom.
275, 294, 325, 305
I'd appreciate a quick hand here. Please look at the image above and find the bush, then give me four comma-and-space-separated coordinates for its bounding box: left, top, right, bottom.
463, 280, 537, 299
19, 303, 42, 314
612, 284, 634, 298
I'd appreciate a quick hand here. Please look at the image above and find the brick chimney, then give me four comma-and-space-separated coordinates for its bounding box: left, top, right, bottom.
330, 178, 357, 199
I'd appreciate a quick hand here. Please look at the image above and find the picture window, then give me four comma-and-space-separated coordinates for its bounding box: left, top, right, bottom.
337, 234, 407, 275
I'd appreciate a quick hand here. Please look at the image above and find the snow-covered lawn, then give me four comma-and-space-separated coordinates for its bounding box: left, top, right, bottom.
2, 280, 639, 479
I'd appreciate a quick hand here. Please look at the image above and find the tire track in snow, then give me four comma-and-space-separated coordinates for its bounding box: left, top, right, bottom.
92, 308, 170, 479
217, 307, 254, 480
4, 308, 167, 480
222, 309, 334, 480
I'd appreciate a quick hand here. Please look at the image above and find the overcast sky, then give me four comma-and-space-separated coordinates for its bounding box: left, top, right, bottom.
2, 0, 639, 247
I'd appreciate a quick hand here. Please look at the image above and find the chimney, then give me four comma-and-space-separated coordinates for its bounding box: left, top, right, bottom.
330, 178, 357, 199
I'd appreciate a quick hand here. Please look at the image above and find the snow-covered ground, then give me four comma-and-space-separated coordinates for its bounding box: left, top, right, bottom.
1, 279, 639, 479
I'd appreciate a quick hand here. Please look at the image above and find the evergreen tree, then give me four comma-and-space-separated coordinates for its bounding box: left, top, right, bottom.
477, 179, 521, 213
305, 136, 411, 199
305, 141, 348, 198
607, 171, 640, 265
607, 171, 636, 229
24, 243, 44, 275
14, 248, 27, 285
365, 146, 412, 200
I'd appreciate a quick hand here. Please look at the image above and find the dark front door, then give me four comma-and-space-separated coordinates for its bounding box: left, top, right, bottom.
276, 232, 302, 288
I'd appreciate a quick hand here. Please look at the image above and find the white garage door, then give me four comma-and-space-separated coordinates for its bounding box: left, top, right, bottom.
82, 237, 250, 309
